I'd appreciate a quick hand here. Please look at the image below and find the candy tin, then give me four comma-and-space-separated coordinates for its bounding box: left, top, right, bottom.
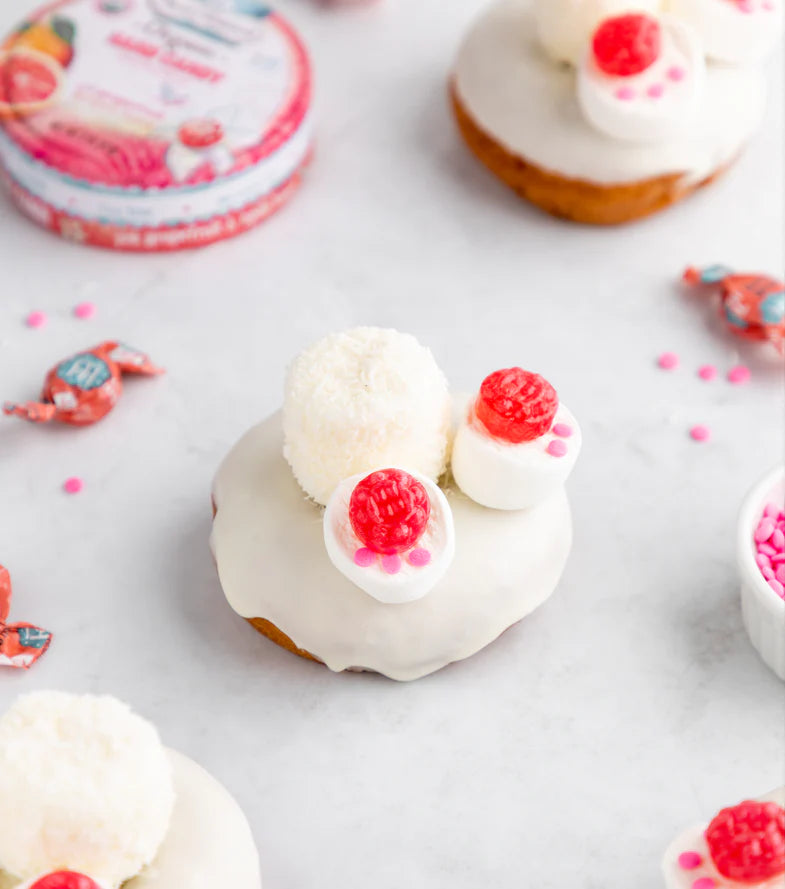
0, 0, 313, 251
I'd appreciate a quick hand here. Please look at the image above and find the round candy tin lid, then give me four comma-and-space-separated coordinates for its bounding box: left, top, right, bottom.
0, 0, 313, 250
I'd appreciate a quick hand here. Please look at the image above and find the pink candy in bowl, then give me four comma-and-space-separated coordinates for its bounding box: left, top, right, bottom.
738, 466, 785, 680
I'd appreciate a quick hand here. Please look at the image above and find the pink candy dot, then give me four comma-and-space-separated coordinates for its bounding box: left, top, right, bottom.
647, 83, 665, 99
354, 547, 375, 568
690, 425, 711, 442
755, 519, 775, 543
63, 477, 84, 495
692, 879, 716, 889
668, 66, 686, 81
381, 554, 402, 575
552, 423, 573, 438
776, 565, 785, 584
25, 310, 47, 329
697, 365, 717, 381
408, 548, 431, 567
678, 852, 703, 870
658, 352, 679, 370
727, 365, 751, 385
616, 86, 636, 101
547, 440, 568, 458
73, 301, 96, 320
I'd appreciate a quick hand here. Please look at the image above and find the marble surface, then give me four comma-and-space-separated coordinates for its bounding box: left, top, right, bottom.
0, 1, 783, 887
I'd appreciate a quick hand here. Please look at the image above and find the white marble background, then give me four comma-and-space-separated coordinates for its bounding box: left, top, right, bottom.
0, 1, 783, 886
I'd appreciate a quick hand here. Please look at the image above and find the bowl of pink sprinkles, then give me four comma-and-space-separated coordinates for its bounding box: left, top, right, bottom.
738, 465, 785, 680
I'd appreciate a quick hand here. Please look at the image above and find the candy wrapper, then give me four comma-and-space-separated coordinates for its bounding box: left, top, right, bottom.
684, 265, 785, 352
0, 566, 52, 669
3, 342, 164, 426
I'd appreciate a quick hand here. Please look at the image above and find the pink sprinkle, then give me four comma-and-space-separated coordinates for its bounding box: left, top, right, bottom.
755, 519, 775, 543
771, 528, 785, 550
408, 548, 431, 567
769, 579, 785, 598
760, 543, 777, 557
762, 565, 776, 581
772, 553, 785, 564
546, 440, 568, 458
658, 351, 679, 370
73, 301, 96, 320
727, 365, 751, 385
678, 852, 703, 870
692, 879, 717, 889
763, 503, 779, 517
647, 83, 665, 99
63, 477, 83, 495
354, 547, 375, 568
616, 86, 636, 101
756, 553, 773, 570
667, 66, 686, 82
689, 425, 711, 442
776, 565, 785, 584
25, 310, 47, 329
697, 365, 717, 381
381, 554, 402, 575
552, 423, 573, 438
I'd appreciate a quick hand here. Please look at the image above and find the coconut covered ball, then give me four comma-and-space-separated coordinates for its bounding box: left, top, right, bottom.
0, 693, 175, 886
283, 328, 452, 506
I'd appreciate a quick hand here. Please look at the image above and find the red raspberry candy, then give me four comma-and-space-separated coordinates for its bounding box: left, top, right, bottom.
178, 119, 224, 149
592, 14, 662, 77
31, 874, 101, 889
475, 368, 558, 444
706, 801, 785, 884
349, 469, 431, 555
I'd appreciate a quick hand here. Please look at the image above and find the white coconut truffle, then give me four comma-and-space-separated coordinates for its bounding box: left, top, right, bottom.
283, 328, 452, 506
0, 693, 175, 886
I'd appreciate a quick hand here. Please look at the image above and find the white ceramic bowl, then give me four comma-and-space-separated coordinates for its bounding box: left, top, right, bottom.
737, 465, 785, 680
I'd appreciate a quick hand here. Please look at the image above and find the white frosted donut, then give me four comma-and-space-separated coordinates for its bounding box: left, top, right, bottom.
283, 328, 451, 506
0, 693, 174, 886
0, 698, 262, 889
534, 0, 663, 64
453, 0, 767, 185
212, 409, 573, 681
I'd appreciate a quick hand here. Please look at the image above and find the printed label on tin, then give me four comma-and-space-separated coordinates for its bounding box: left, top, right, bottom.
0, 0, 311, 232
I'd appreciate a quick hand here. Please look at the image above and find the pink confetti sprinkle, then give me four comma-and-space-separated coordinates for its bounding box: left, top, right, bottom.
755, 519, 775, 543
697, 364, 717, 381
354, 547, 375, 568
756, 553, 773, 570
769, 579, 785, 598
616, 86, 636, 101
667, 66, 686, 81
658, 351, 679, 370
546, 440, 568, 458
772, 528, 785, 550
692, 879, 716, 889
678, 852, 702, 870
25, 311, 47, 329
689, 425, 711, 442
762, 565, 776, 581
776, 565, 785, 585
552, 423, 573, 438
381, 554, 402, 575
73, 301, 96, 320
408, 548, 431, 567
63, 477, 84, 495
727, 365, 751, 385
647, 83, 665, 99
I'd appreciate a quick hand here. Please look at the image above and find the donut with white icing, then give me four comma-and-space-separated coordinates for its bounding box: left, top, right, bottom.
663, 788, 785, 889
0, 693, 261, 889
451, 0, 772, 225
211, 328, 579, 681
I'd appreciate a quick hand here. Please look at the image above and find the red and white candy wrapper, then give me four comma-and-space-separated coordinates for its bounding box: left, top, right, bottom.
684, 265, 785, 352
3, 341, 163, 426
0, 565, 52, 669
